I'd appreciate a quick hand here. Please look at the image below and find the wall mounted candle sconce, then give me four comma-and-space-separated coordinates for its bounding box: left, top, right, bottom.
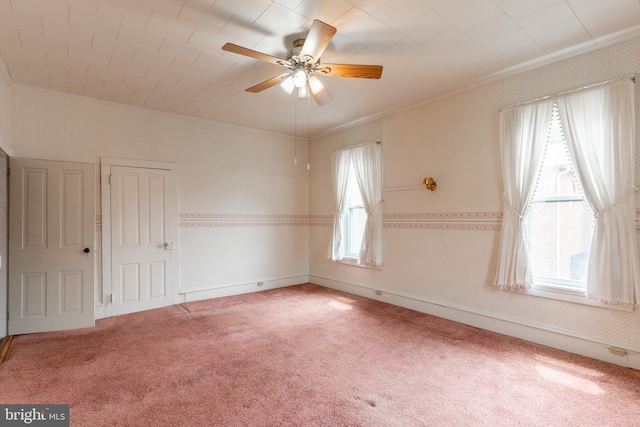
423, 177, 437, 191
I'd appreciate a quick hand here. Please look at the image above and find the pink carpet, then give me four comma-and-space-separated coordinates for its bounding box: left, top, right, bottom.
1, 283, 639, 426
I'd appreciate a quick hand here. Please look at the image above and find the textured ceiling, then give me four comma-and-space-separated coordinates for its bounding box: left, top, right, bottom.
0, 0, 639, 137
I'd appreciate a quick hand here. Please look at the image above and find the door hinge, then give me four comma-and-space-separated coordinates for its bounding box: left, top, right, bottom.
108, 175, 111, 184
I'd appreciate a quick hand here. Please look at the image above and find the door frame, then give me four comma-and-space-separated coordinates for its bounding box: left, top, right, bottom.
99, 157, 181, 319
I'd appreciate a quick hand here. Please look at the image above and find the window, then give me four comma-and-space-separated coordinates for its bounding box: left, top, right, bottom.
328, 141, 383, 267
344, 159, 367, 259
526, 108, 594, 295
496, 79, 639, 307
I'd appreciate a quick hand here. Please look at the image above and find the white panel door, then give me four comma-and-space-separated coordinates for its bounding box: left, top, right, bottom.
8, 158, 94, 335
110, 166, 173, 315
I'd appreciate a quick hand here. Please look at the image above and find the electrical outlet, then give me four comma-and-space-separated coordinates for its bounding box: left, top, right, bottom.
257, 281, 264, 286
609, 346, 627, 356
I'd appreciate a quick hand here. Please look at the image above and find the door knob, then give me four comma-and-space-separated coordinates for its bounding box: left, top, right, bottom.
83, 248, 90, 253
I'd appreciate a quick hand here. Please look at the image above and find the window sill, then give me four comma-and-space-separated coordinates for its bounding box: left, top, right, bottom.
336, 257, 383, 270
513, 287, 634, 312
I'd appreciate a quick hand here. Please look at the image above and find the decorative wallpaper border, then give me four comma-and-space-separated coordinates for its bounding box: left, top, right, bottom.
178, 212, 503, 230
383, 212, 502, 231
179, 213, 309, 227
102, 211, 640, 232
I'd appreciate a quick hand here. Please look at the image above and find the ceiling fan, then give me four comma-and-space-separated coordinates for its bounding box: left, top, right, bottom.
221, 19, 383, 106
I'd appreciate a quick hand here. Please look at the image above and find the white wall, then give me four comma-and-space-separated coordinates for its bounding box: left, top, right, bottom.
309, 36, 640, 368
8, 86, 309, 309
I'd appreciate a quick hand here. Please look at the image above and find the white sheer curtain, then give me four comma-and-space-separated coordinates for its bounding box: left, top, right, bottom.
495, 101, 554, 288
327, 148, 352, 261
556, 79, 640, 304
351, 142, 383, 266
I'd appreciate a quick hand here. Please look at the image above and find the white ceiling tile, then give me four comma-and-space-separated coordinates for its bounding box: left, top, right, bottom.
91, 36, 136, 60
0, 29, 22, 57
467, 14, 520, 45
65, 56, 91, 75
529, 18, 593, 53
132, 47, 173, 69
370, 0, 430, 28
254, 3, 309, 36
294, 0, 354, 23
446, 0, 505, 32
498, 0, 563, 21
214, 0, 273, 24
110, 50, 150, 76
187, 26, 227, 53
573, 0, 639, 23
399, 11, 452, 43
332, 8, 406, 53
44, 51, 72, 71
218, 16, 270, 50
123, 72, 160, 91
421, 26, 471, 54
87, 62, 125, 82
441, 40, 487, 63
97, 0, 153, 30
581, 5, 640, 42
145, 10, 198, 43
19, 68, 51, 89
496, 42, 550, 66
343, 0, 387, 14
11, 0, 68, 21
274, 0, 305, 10
117, 24, 165, 52
517, 2, 575, 34
168, 58, 208, 79
43, 22, 93, 51
131, 0, 189, 18
180, 3, 229, 30
69, 44, 111, 69
566, 0, 590, 6
23, 48, 48, 70
158, 38, 203, 64
193, 51, 236, 74
103, 76, 138, 98
69, 7, 121, 41
144, 67, 182, 86
484, 30, 536, 56
68, 0, 99, 16
421, 0, 477, 17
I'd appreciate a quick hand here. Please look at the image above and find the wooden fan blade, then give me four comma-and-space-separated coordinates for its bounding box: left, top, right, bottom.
311, 85, 333, 106
222, 43, 290, 67
300, 20, 337, 61
246, 74, 289, 93
316, 63, 383, 79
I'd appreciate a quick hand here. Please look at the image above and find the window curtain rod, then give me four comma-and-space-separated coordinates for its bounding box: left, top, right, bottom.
501, 74, 636, 111
332, 139, 381, 153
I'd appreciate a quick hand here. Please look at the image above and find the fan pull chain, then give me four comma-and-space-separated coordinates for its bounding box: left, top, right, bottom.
293, 96, 298, 165
306, 94, 310, 170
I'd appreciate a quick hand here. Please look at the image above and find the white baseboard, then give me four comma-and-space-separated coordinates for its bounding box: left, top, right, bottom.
310, 274, 640, 370
180, 274, 309, 303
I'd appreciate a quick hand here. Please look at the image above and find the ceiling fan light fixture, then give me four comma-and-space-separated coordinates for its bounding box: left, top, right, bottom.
297, 84, 309, 98
293, 68, 307, 88
281, 75, 295, 94
308, 75, 324, 94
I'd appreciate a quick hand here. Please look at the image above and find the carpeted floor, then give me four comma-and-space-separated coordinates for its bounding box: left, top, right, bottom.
1, 283, 639, 426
